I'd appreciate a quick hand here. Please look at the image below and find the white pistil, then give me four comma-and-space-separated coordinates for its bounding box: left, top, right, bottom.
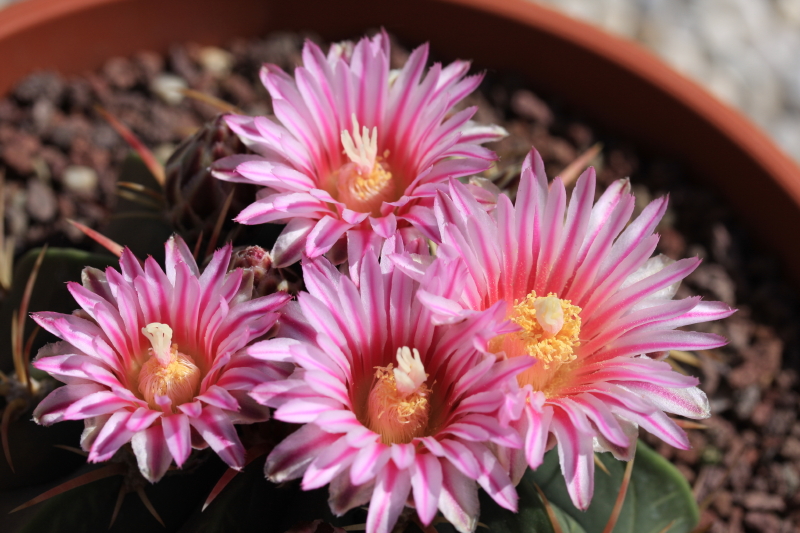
393, 347, 427, 397
138, 322, 201, 410
533, 295, 565, 338
142, 323, 174, 366
341, 114, 378, 174
365, 346, 431, 444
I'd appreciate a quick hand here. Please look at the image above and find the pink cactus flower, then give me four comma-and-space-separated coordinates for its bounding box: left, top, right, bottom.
212, 31, 505, 271
248, 248, 532, 533
403, 148, 734, 510
31, 236, 291, 482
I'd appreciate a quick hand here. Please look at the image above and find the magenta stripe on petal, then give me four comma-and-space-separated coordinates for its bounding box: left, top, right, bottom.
350, 442, 392, 486
411, 453, 443, 526
162, 413, 191, 467
131, 424, 174, 483
63, 391, 135, 420
366, 461, 412, 533
33, 383, 106, 425
189, 406, 245, 470
125, 407, 161, 433
88, 410, 135, 462
266, 423, 340, 482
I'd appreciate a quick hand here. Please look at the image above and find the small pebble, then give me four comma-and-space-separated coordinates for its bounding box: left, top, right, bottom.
510, 89, 553, 125
1, 130, 40, 174
781, 437, 800, 460
150, 74, 188, 105
31, 98, 57, 133
197, 46, 235, 78
734, 384, 761, 420
134, 51, 164, 82
744, 511, 784, 531
62, 166, 98, 196
13, 71, 64, 104
103, 57, 139, 90
26, 178, 58, 222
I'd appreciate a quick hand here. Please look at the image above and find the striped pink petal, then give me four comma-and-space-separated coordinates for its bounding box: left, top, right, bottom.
32, 236, 289, 482
423, 146, 733, 509
254, 252, 527, 533
213, 32, 504, 271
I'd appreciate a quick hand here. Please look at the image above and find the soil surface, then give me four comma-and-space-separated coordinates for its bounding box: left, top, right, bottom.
0, 30, 798, 533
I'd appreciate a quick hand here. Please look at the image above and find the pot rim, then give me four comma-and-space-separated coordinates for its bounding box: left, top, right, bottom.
1, 0, 798, 282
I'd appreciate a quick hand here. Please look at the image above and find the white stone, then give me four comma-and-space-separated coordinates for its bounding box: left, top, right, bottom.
774, 113, 800, 162
601, 0, 641, 38
150, 74, 187, 105
695, 0, 747, 58
197, 46, 235, 78
706, 67, 743, 109
62, 165, 98, 195
655, 26, 709, 80
777, 0, 800, 28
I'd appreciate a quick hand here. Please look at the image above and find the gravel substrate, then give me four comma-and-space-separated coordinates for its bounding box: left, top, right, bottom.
0, 31, 798, 533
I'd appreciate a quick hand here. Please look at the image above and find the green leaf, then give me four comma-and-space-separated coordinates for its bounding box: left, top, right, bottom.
530, 440, 699, 533
476, 471, 588, 533
476, 483, 558, 533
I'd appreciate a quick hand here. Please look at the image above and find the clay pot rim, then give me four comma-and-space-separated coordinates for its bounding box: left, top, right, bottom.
455, 0, 800, 204
0, 0, 798, 281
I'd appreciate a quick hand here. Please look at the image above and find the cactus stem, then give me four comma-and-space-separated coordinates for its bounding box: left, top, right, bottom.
0, 170, 13, 293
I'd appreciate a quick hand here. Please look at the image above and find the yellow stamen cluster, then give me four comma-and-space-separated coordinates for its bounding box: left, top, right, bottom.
338, 162, 394, 207
511, 291, 582, 369
366, 347, 431, 444
137, 323, 201, 411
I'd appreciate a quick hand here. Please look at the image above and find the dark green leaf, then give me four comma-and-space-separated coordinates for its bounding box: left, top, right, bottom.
530, 440, 699, 533
473, 473, 565, 533
443, 470, 589, 533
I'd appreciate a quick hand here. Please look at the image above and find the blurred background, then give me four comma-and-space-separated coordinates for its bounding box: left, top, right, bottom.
528, 0, 800, 163
21, 0, 800, 166
3, 0, 799, 161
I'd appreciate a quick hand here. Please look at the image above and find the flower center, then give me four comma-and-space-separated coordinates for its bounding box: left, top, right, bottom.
137, 323, 201, 412
366, 347, 431, 444
336, 115, 396, 216
491, 291, 582, 393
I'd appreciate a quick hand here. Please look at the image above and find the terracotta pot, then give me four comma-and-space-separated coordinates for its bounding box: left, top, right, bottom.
2, 0, 799, 282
